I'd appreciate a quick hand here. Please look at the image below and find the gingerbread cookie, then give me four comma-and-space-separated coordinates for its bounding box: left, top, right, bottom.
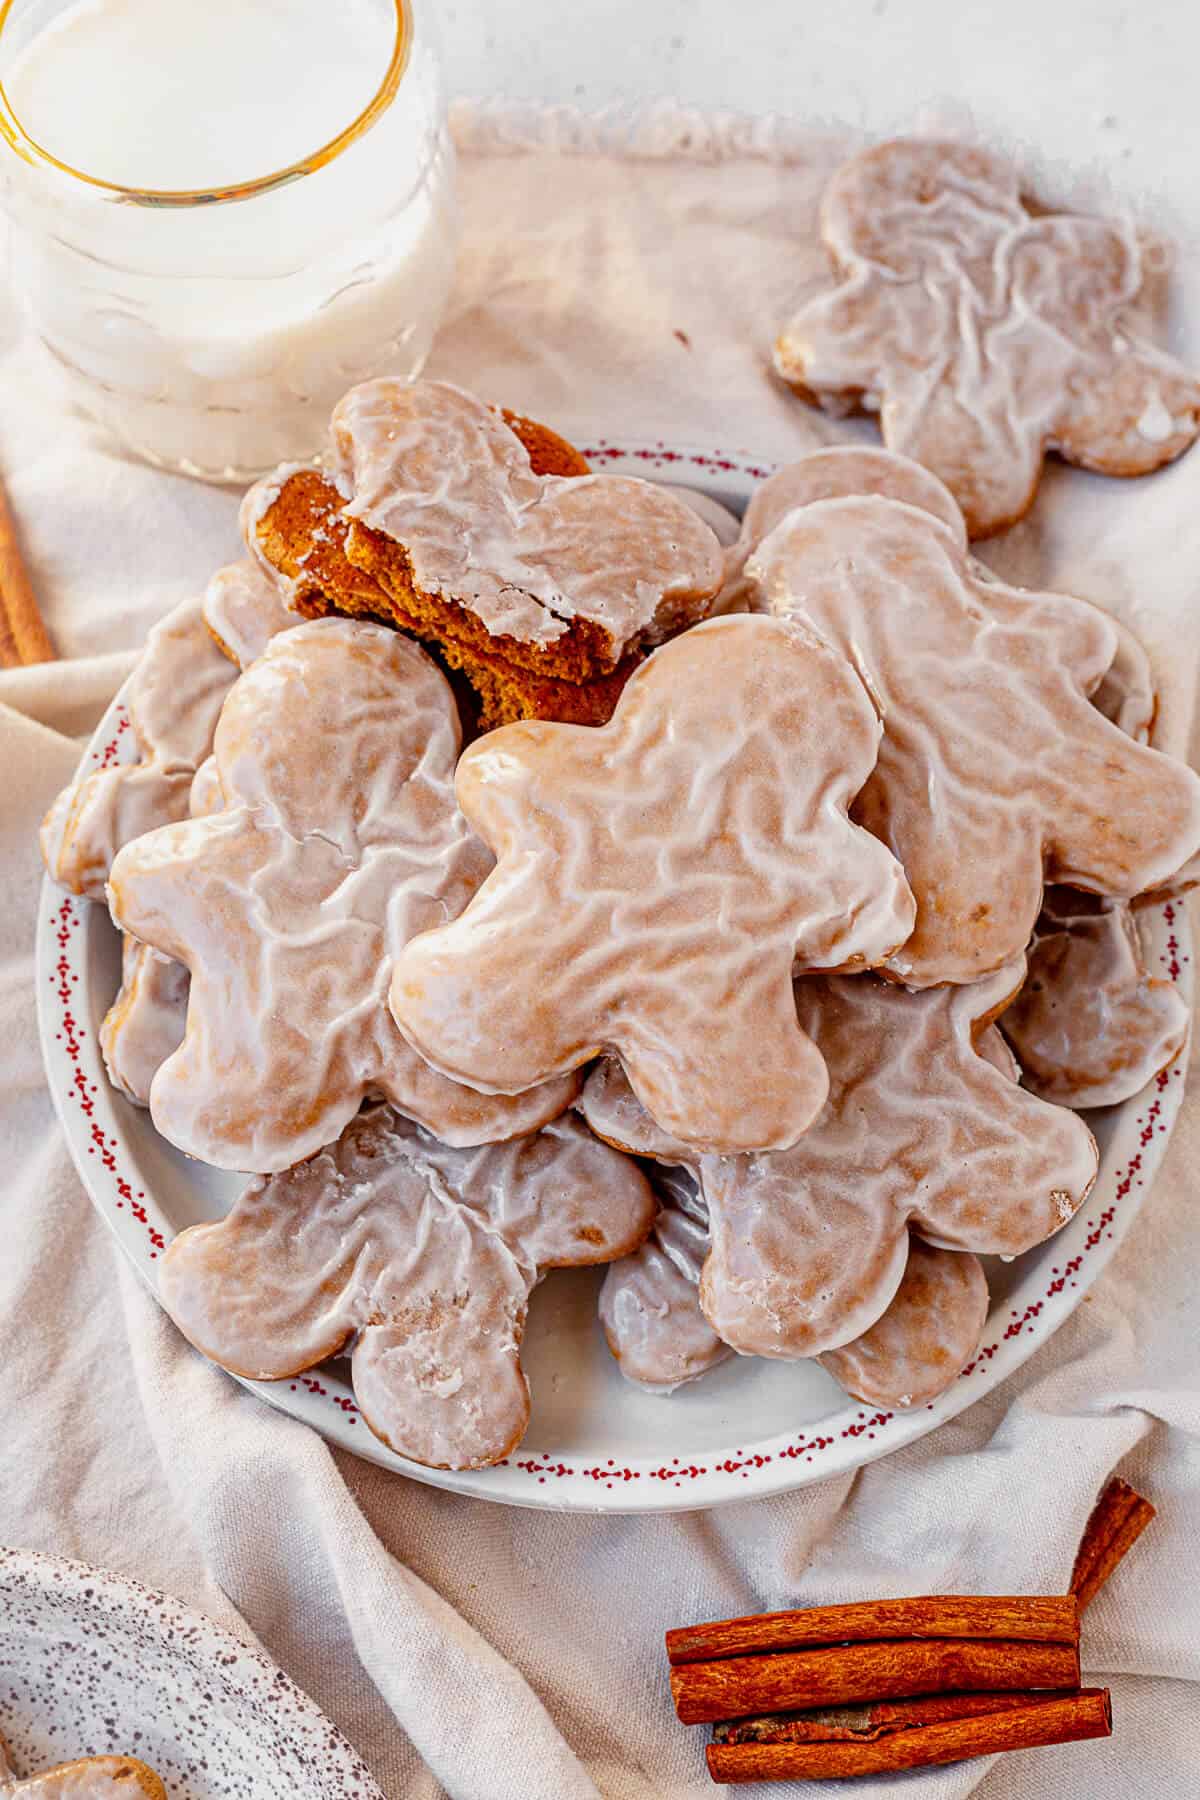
1003, 890, 1189, 1108
598, 1164, 732, 1392
740, 457, 1200, 985
40, 597, 235, 900
202, 557, 295, 670
0, 1731, 165, 1798
819, 1241, 989, 1409
774, 138, 1200, 537
243, 380, 724, 728
159, 1106, 655, 1470
581, 958, 1097, 1359
100, 744, 227, 1108
109, 618, 577, 1171
100, 940, 190, 1109
390, 613, 916, 1154
598, 1164, 987, 1409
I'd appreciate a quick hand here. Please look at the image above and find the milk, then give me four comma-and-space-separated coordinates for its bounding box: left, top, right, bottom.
0, 0, 458, 478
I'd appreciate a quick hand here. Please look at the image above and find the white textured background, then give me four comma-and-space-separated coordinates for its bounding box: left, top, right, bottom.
439, 0, 1195, 235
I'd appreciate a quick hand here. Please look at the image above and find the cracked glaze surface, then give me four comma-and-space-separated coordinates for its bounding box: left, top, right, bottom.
159, 1107, 654, 1471
390, 612, 916, 1154
331, 379, 723, 654
741, 467, 1200, 986
775, 137, 1200, 537
581, 959, 1097, 1360
108, 619, 576, 1172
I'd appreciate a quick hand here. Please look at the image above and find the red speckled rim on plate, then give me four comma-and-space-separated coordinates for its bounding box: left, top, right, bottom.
35, 440, 1193, 1513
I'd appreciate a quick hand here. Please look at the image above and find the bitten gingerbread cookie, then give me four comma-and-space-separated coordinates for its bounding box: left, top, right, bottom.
0, 1730, 165, 1797
774, 138, 1200, 537
1003, 891, 1189, 1108
109, 618, 577, 1171
390, 613, 916, 1154
740, 453, 1200, 985
243, 381, 724, 728
202, 557, 295, 670
581, 959, 1097, 1360
40, 596, 235, 900
159, 1107, 655, 1470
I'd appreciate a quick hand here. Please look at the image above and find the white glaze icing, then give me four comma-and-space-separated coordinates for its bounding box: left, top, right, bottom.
580, 958, 1097, 1360
108, 618, 577, 1172
818, 1240, 989, 1409
1003, 891, 1190, 1109
202, 557, 297, 670
743, 480, 1200, 986
598, 1164, 730, 1393
330, 379, 724, 657
40, 596, 235, 900
99, 940, 190, 1109
390, 612, 916, 1155
1091, 617, 1157, 744
775, 138, 1200, 538
187, 755, 224, 819
159, 1106, 654, 1470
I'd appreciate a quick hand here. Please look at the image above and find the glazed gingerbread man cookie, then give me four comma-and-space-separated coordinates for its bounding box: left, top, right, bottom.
597, 1159, 988, 1411
40, 595, 236, 900
0, 1731, 165, 1797
581, 958, 1097, 1361
109, 618, 577, 1171
775, 138, 1200, 537
159, 1107, 655, 1470
1003, 891, 1189, 1109
390, 612, 916, 1154
738, 448, 1200, 985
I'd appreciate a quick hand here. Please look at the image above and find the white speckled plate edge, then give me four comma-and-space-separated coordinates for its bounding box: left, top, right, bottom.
0, 1544, 384, 1798
34, 439, 1193, 1515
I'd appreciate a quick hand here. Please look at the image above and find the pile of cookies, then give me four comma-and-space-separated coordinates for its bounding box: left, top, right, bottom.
42, 138, 1200, 1473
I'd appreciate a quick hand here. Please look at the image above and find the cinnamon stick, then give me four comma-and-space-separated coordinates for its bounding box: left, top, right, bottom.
714, 1689, 1060, 1744
705, 1689, 1111, 1783
666, 1594, 1078, 1666
671, 1636, 1080, 1726
1070, 1478, 1156, 1613
0, 474, 54, 668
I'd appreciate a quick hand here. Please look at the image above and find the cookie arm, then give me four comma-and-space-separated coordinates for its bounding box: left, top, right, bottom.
1052, 347, 1200, 476
1045, 708, 1200, 900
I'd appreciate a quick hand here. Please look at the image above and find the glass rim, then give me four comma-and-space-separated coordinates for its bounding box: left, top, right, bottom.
0, 0, 412, 208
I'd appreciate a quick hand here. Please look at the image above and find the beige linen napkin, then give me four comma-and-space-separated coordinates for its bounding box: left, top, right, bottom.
2, 108, 1200, 1798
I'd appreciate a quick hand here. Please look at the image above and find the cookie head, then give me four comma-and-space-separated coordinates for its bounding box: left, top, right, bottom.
160, 1108, 655, 1470
108, 618, 576, 1171
776, 138, 1200, 537
391, 612, 916, 1154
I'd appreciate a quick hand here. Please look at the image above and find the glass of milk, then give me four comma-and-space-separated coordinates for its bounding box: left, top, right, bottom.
0, 0, 458, 480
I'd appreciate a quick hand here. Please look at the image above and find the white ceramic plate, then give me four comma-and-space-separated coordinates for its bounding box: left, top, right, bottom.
0, 1545, 383, 1798
35, 440, 1192, 1514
